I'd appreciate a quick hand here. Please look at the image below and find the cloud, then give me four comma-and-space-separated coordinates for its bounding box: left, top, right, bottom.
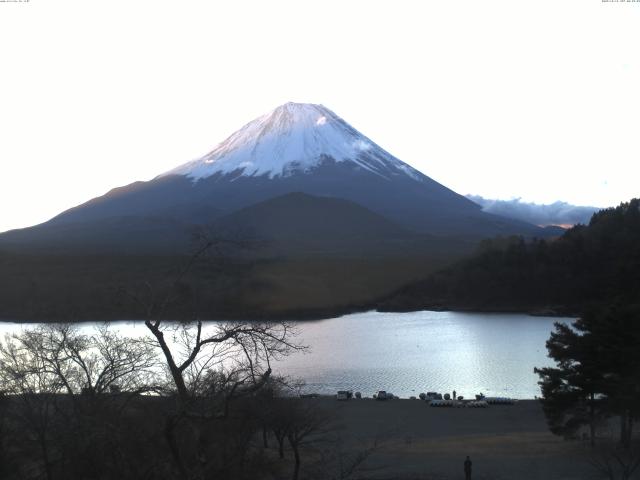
467, 195, 600, 227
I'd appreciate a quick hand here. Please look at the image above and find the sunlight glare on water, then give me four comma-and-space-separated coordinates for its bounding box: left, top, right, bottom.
272, 311, 573, 399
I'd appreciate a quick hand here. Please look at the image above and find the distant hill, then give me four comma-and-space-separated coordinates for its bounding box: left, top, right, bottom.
218, 191, 409, 242
380, 198, 640, 314
466, 195, 600, 227
213, 192, 473, 257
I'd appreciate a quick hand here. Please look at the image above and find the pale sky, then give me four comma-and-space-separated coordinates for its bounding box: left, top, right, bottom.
1, 0, 639, 233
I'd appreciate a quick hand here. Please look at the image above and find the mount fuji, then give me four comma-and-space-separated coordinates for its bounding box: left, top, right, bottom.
1, 102, 544, 254
165, 102, 423, 181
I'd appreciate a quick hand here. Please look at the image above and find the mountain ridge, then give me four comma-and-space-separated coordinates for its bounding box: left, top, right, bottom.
1, 102, 551, 256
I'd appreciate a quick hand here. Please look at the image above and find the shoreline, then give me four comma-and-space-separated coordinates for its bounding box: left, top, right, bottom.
0, 306, 578, 324
304, 394, 539, 400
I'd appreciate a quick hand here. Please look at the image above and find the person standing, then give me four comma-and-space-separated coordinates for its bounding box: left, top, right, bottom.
464, 455, 472, 480
453, 389, 457, 400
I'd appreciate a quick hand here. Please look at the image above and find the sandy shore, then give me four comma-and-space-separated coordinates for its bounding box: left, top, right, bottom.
309, 397, 620, 480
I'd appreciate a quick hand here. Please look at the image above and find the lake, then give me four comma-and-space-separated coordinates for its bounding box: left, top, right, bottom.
0, 310, 573, 399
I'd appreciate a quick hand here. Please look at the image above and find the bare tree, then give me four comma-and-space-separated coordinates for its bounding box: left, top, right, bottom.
122, 233, 305, 479
262, 390, 382, 480
123, 234, 303, 404
0, 332, 62, 480
254, 376, 304, 458
0, 324, 159, 480
324, 435, 382, 480
589, 442, 640, 480
145, 318, 301, 406
1, 324, 158, 396
284, 399, 334, 480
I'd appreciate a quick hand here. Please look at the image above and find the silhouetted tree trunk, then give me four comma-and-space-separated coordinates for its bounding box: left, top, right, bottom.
164, 414, 189, 479
620, 410, 634, 449
589, 392, 596, 447
289, 436, 301, 480
274, 429, 286, 459
39, 427, 54, 480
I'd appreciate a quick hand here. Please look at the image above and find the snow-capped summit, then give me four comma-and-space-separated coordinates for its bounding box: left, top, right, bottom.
165, 102, 422, 181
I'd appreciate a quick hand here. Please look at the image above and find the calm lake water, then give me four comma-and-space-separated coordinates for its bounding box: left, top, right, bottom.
0, 310, 573, 399
274, 311, 572, 399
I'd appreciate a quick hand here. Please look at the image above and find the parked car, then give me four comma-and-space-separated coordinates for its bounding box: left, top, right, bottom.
336, 390, 351, 401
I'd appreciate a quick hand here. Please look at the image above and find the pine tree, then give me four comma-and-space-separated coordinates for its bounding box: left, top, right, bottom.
536, 304, 640, 448
535, 320, 606, 445
582, 305, 640, 448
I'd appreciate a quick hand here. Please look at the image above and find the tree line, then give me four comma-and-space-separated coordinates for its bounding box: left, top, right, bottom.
381, 198, 640, 314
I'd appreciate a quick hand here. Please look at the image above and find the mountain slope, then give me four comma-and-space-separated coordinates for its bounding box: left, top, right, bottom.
213, 192, 473, 257
217, 191, 407, 240
0, 215, 198, 254
18, 102, 546, 250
